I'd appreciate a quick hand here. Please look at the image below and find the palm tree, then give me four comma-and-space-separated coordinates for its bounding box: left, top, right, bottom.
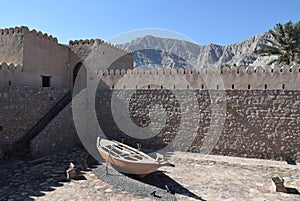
257, 21, 300, 65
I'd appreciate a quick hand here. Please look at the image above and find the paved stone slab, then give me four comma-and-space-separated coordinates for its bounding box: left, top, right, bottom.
0, 147, 299, 200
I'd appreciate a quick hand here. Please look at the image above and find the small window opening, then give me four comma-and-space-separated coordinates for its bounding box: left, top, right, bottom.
265, 84, 267, 89
187, 85, 189, 89
216, 85, 219, 90
282, 84, 285, 89
148, 85, 150, 89
232, 84, 235, 89
173, 85, 176, 89
141, 118, 146, 126
201, 84, 204, 89
160, 85, 163, 89
248, 84, 251, 90
42, 76, 51, 87
8, 81, 11, 86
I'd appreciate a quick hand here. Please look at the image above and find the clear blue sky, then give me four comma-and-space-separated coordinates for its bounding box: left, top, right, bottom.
1, 0, 299, 45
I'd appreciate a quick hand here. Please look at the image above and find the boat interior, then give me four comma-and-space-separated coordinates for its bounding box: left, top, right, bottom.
101, 142, 148, 162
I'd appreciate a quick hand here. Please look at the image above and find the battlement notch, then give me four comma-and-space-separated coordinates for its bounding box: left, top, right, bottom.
0, 26, 29, 35
0, 62, 23, 72
69, 38, 104, 46
28, 28, 58, 43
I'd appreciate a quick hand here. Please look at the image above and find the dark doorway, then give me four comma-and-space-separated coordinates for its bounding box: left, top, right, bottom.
73, 62, 82, 85
42, 76, 51, 87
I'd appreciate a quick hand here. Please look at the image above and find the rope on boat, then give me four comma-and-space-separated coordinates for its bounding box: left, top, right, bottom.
106, 145, 114, 175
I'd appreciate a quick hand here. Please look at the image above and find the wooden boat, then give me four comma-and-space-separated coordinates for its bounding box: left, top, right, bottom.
96, 137, 174, 177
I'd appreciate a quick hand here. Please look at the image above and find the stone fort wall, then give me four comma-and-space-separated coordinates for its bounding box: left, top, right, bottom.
0, 26, 134, 89
29, 66, 300, 162
96, 65, 300, 90
30, 102, 81, 159
0, 86, 68, 159
69, 38, 133, 72
0, 26, 300, 162
0, 26, 70, 88
95, 88, 300, 162
0, 27, 25, 65
22, 27, 69, 88
0, 26, 134, 160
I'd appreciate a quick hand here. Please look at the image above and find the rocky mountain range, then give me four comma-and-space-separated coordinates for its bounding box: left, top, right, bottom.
118, 33, 275, 69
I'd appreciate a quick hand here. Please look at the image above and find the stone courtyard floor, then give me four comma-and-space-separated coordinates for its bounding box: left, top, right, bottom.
0, 147, 299, 201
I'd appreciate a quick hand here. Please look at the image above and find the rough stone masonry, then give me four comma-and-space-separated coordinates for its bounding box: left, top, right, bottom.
95, 89, 300, 162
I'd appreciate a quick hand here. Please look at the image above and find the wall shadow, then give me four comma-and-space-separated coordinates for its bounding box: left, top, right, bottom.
0, 147, 97, 200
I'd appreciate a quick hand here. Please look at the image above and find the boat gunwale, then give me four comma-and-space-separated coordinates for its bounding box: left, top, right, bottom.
98, 139, 158, 164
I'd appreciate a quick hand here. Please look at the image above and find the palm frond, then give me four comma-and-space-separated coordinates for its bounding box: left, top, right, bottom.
258, 21, 300, 65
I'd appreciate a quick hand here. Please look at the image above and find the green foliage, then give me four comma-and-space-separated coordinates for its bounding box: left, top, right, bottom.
257, 21, 300, 65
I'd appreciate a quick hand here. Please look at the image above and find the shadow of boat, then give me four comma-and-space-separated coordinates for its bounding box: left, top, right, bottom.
93, 164, 205, 200
130, 170, 205, 200
285, 187, 300, 194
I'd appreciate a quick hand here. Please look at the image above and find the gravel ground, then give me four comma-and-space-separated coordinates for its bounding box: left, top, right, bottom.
93, 163, 204, 201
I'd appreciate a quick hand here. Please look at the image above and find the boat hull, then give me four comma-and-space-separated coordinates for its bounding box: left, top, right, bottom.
98, 149, 162, 174
97, 138, 170, 175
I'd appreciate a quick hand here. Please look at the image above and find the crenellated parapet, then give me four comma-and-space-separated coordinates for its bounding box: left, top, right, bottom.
101, 41, 132, 55
69, 38, 104, 46
69, 38, 132, 55
221, 65, 299, 74
96, 65, 300, 90
0, 26, 58, 43
0, 62, 23, 72
97, 65, 300, 76
0, 26, 28, 35
97, 67, 209, 76
28, 28, 58, 43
